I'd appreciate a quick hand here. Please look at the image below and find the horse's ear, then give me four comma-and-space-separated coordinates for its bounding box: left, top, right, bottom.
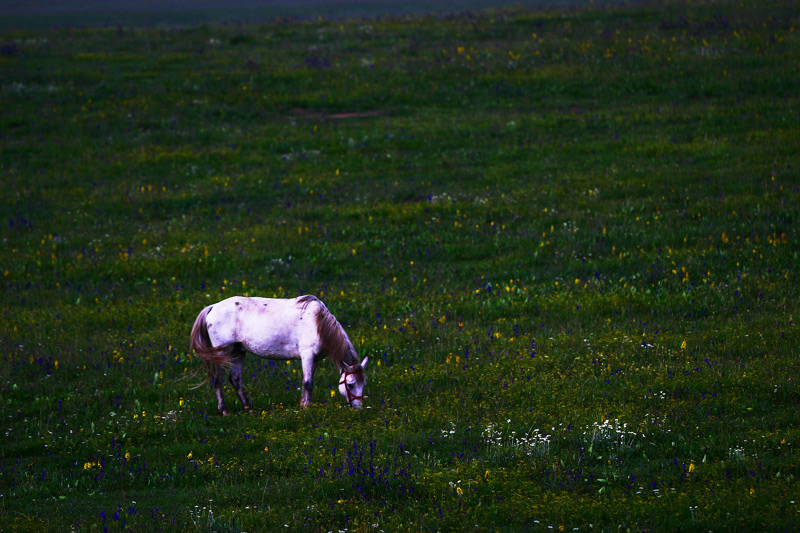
361, 356, 369, 370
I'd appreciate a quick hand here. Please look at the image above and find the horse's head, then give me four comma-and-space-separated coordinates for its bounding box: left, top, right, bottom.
338, 357, 368, 409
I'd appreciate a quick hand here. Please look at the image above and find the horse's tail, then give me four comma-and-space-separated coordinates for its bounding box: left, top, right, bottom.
190, 306, 234, 384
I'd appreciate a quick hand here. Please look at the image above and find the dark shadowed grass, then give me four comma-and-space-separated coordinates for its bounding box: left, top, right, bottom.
2, 0, 799, 530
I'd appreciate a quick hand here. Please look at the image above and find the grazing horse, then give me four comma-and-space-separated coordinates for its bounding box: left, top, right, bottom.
190, 295, 368, 414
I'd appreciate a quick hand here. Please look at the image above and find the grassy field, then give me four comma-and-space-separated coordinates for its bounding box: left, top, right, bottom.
1, 0, 799, 530
0, 1, 613, 32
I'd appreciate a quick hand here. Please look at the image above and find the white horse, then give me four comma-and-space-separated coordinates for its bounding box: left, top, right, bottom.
190, 295, 368, 414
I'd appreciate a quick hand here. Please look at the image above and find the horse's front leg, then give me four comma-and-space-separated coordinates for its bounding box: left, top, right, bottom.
300, 357, 317, 408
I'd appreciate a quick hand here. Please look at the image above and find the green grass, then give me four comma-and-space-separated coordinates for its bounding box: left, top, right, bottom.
2, 1, 799, 530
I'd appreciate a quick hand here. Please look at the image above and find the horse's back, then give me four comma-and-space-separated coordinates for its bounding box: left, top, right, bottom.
206, 296, 321, 359
208, 296, 309, 318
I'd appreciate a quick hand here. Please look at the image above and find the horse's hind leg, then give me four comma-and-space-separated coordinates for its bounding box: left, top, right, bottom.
209, 364, 229, 416
228, 348, 252, 411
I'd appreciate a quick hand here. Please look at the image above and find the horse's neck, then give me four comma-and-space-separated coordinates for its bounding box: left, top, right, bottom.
313, 300, 360, 372
337, 341, 358, 372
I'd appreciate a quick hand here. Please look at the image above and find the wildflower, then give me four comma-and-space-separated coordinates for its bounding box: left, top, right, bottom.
456, 487, 463, 496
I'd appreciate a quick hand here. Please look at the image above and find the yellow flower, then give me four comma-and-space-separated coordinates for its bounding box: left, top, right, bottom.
456, 486, 463, 496
688, 460, 695, 473
187, 451, 193, 459
330, 389, 336, 398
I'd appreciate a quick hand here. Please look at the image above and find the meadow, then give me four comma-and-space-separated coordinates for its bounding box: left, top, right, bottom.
1, 0, 799, 530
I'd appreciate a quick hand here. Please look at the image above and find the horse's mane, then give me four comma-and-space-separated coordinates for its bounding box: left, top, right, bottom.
298, 295, 362, 379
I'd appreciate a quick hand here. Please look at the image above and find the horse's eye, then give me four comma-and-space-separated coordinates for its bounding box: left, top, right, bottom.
347, 383, 354, 389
